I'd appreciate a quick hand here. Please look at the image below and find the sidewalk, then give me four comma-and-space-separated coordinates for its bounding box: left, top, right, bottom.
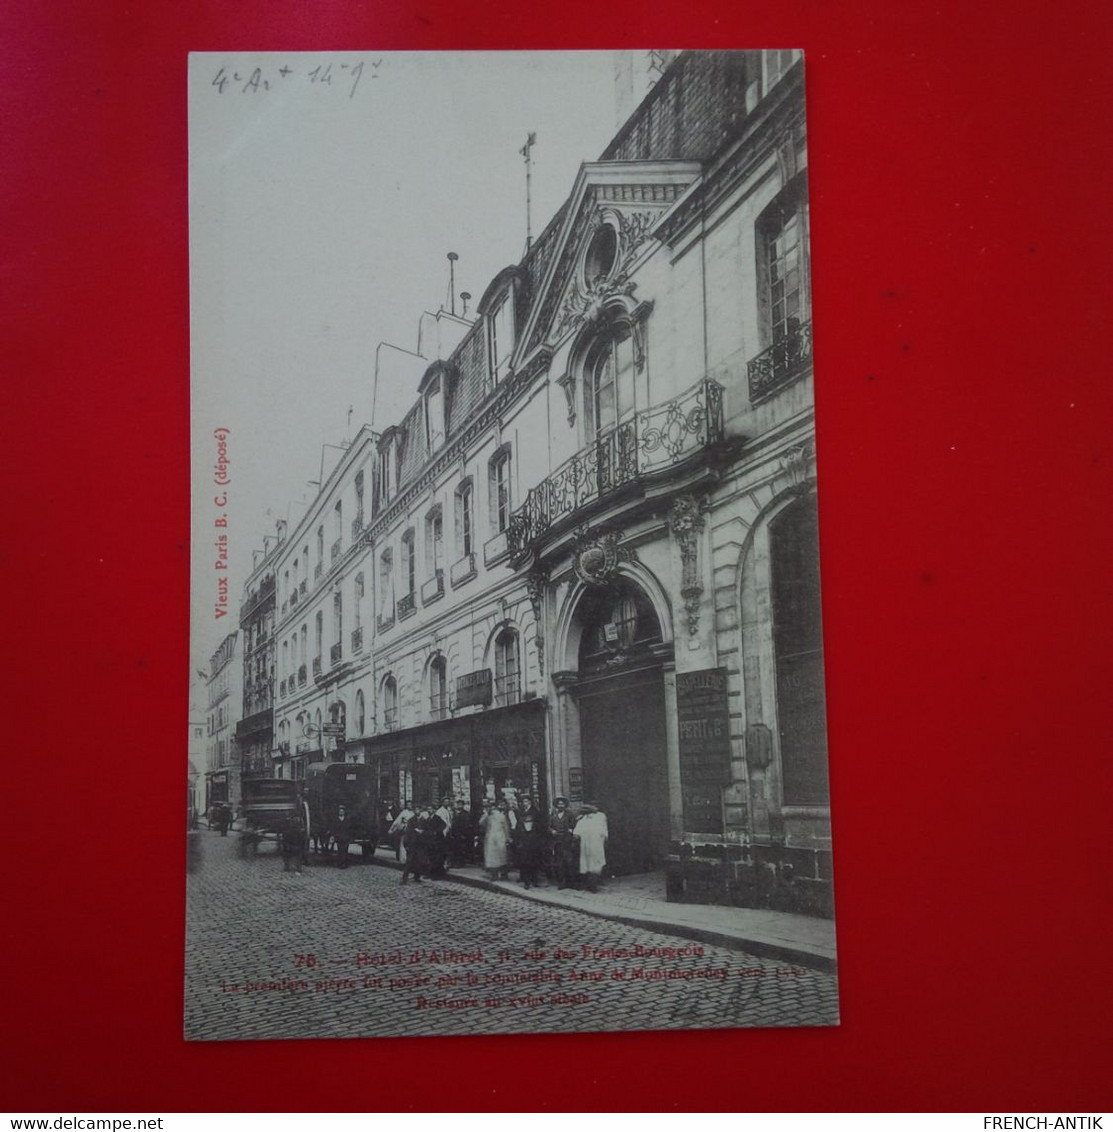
366, 851, 837, 972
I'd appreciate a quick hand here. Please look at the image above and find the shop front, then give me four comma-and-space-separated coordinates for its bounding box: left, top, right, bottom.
363, 698, 547, 814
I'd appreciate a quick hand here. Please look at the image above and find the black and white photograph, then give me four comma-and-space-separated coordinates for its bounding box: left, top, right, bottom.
187, 48, 837, 1041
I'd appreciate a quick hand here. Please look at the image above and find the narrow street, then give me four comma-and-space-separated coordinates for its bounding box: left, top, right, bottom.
185, 831, 839, 1040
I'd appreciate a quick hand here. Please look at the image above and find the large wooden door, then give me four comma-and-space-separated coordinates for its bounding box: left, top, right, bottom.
579, 670, 669, 874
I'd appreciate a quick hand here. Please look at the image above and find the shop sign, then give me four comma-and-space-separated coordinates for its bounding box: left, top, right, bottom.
567, 767, 584, 802
456, 668, 492, 708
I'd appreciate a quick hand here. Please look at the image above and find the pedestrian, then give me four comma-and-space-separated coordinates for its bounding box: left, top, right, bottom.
426, 798, 450, 878
280, 810, 307, 874
400, 806, 432, 885
389, 800, 414, 862
447, 799, 475, 867
334, 804, 352, 869
574, 802, 609, 892
514, 801, 544, 889
549, 796, 578, 889
479, 799, 512, 880
217, 802, 231, 837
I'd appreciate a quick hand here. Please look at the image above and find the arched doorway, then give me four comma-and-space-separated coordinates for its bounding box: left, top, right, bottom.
573, 578, 671, 874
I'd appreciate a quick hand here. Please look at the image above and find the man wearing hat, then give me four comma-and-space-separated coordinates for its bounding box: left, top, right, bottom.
549, 796, 578, 889
574, 801, 609, 893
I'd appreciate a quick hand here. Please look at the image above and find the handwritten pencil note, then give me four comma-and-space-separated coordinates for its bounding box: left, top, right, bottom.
209, 59, 378, 100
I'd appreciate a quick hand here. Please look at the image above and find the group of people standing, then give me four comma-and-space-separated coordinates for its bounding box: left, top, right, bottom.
386, 795, 609, 893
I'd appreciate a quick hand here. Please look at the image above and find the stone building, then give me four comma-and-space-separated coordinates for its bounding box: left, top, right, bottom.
236, 546, 279, 779
204, 630, 242, 813
259, 49, 829, 913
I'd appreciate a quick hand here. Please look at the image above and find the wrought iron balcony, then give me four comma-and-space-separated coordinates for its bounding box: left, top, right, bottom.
351, 625, 364, 653
508, 377, 724, 557
312, 656, 322, 678
330, 642, 343, 665
398, 592, 416, 619
747, 319, 813, 403
298, 664, 307, 687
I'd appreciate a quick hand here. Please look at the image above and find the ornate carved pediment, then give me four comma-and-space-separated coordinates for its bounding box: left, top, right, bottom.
570, 526, 637, 587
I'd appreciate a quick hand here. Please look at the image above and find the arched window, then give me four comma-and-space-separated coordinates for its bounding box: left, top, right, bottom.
401, 529, 416, 598
355, 690, 365, 736
455, 480, 474, 558
577, 579, 662, 674
425, 505, 443, 577
382, 674, 398, 732
770, 494, 827, 805
378, 548, 394, 625
488, 447, 512, 534
585, 328, 636, 439
429, 655, 447, 720
494, 628, 520, 707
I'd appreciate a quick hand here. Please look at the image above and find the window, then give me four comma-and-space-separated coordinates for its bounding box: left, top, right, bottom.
585, 330, 636, 439
425, 382, 445, 452
771, 495, 828, 806
494, 628, 520, 706
429, 655, 447, 720
382, 674, 398, 732
315, 611, 323, 662
489, 448, 512, 534
299, 624, 307, 669
401, 529, 415, 597
378, 548, 394, 623
354, 471, 365, 528
455, 480, 473, 558
767, 207, 804, 344
354, 573, 364, 628
355, 690, 365, 735
425, 506, 443, 576
333, 590, 343, 647
302, 547, 309, 584
584, 223, 618, 286
377, 434, 397, 505
763, 49, 801, 93
487, 295, 515, 385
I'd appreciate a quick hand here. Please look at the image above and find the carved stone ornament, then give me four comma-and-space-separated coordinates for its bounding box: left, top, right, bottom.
555, 209, 657, 339
570, 526, 635, 587
667, 494, 708, 636
525, 567, 547, 677
779, 439, 817, 493
555, 372, 577, 426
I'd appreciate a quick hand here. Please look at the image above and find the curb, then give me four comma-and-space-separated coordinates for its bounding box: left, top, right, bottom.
363, 851, 837, 974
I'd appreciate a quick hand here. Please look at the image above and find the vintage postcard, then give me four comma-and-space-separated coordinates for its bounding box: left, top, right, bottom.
187, 49, 837, 1040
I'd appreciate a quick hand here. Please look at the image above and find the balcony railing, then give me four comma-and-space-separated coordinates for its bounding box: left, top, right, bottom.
299, 579, 307, 596
298, 664, 307, 687
508, 377, 724, 557
450, 552, 476, 588
331, 538, 342, 562
746, 320, 812, 403
312, 656, 322, 678
314, 562, 323, 581
330, 642, 343, 665
377, 612, 395, 633
397, 592, 416, 619
351, 625, 364, 653
383, 708, 398, 732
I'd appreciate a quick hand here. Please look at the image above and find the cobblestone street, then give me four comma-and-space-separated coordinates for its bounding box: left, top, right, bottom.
185, 831, 839, 1041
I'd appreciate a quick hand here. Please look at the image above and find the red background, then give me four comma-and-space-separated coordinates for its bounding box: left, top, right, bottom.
3, 0, 1111, 1112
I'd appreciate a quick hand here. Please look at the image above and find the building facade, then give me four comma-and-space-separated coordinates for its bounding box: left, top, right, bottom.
251, 49, 829, 914
205, 630, 242, 813
236, 552, 278, 779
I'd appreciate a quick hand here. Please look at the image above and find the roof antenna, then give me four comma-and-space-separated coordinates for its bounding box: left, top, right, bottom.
447, 252, 458, 316
520, 132, 536, 253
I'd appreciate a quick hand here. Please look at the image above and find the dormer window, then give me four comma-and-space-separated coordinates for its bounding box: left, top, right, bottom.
487, 295, 514, 385
584, 222, 618, 287
377, 429, 399, 505
425, 380, 445, 452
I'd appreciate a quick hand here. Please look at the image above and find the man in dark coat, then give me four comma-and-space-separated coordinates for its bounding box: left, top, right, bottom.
515, 799, 545, 889
549, 797, 578, 889
426, 802, 449, 878
447, 800, 475, 867
280, 810, 308, 873
334, 804, 352, 869
400, 807, 432, 885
